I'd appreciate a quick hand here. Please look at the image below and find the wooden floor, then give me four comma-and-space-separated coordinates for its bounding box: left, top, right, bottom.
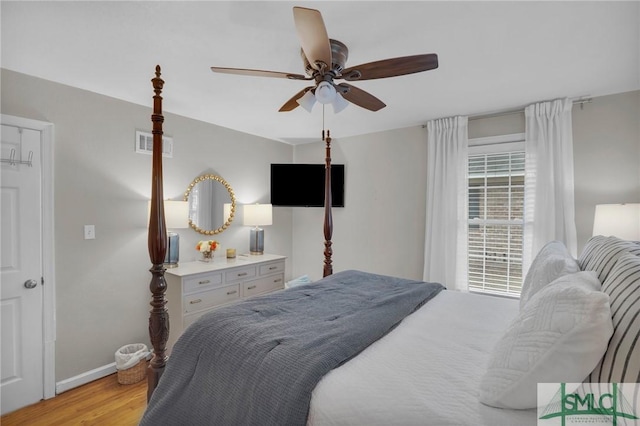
1, 374, 147, 425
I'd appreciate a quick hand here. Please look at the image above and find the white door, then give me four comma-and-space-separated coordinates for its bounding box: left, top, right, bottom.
1, 124, 44, 415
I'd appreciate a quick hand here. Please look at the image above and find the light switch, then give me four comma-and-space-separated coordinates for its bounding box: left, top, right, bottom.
84, 225, 95, 240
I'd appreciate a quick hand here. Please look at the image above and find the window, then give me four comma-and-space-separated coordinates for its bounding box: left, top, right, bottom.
467, 135, 525, 297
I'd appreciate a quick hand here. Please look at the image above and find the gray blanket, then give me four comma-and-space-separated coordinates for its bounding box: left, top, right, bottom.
140, 269, 444, 426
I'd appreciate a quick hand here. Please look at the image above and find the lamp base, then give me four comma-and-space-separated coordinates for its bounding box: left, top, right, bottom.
164, 232, 180, 268
249, 227, 264, 255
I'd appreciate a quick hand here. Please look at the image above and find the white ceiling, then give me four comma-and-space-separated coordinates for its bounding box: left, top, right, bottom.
2, 1, 639, 144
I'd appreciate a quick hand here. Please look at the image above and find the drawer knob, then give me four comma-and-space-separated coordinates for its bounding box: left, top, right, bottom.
237, 272, 248, 277
198, 280, 211, 285
190, 299, 202, 304
274, 278, 283, 283
247, 285, 257, 290
227, 290, 237, 295
269, 266, 277, 270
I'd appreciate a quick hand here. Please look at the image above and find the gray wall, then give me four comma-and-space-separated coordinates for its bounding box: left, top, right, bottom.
1, 69, 294, 382
3, 67, 638, 384
573, 91, 640, 249
292, 91, 640, 281
292, 126, 428, 281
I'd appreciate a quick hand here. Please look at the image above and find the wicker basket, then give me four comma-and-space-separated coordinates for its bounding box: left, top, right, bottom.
117, 359, 146, 385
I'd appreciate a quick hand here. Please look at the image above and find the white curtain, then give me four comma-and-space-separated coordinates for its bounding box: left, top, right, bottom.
423, 116, 469, 291
523, 98, 578, 273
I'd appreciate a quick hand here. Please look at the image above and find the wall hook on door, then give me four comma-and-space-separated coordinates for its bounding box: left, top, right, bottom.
0, 148, 33, 167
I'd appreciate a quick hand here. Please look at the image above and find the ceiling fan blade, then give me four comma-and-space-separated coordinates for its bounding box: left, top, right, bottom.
338, 83, 386, 112
279, 86, 314, 112
292, 7, 332, 71
211, 66, 309, 80
341, 54, 438, 81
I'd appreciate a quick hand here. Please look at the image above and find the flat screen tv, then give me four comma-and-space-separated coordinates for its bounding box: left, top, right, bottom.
270, 163, 345, 207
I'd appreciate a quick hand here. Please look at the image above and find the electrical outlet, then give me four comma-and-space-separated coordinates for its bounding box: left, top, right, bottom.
84, 225, 95, 240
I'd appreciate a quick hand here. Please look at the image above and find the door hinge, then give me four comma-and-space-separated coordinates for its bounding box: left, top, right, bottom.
41, 277, 44, 286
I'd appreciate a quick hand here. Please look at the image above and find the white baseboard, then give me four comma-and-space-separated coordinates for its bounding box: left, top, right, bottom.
55, 362, 117, 394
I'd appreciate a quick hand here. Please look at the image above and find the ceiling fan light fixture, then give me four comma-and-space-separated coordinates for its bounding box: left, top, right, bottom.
315, 81, 336, 104
332, 93, 349, 113
296, 90, 316, 112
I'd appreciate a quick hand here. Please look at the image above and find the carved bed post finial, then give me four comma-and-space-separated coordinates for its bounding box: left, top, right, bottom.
147, 65, 169, 401
323, 130, 333, 277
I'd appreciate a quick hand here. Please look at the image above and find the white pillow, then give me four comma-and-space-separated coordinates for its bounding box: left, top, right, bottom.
479, 271, 612, 409
285, 275, 312, 289
520, 240, 580, 309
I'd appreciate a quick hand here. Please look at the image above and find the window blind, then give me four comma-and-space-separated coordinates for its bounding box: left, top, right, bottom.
468, 151, 525, 296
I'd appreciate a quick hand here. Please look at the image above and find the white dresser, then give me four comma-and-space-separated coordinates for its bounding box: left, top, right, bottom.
164, 253, 286, 353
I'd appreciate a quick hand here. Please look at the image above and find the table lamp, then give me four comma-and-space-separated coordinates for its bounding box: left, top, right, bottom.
243, 203, 272, 255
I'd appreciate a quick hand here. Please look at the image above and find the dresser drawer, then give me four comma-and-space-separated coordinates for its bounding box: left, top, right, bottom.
259, 260, 285, 276
183, 271, 223, 294
225, 266, 257, 283
243, 274, 285, 298
183, 284, 240, 313
165, 255, 286, 356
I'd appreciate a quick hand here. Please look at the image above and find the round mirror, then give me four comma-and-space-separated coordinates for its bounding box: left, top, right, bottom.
183, 174, 236, 235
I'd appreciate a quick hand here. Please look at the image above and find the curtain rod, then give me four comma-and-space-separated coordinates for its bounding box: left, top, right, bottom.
422, 97, 593, 127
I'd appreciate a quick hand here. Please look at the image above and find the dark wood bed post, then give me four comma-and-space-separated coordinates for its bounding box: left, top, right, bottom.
147, 65, 169, 401
323, 130, 333, 277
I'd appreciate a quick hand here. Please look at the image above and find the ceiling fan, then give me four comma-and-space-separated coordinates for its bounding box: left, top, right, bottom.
210, 6, 438, 113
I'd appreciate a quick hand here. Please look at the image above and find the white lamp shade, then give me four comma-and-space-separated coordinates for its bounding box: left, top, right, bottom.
332, 93, 349, 113
315, 81, 336, 104
148, 200, 189, 229
296, 90, 316, 112
593, 203, 640, 240
297, 85, 348, 113
164, 200, 189, 229
243, 203, 272, 226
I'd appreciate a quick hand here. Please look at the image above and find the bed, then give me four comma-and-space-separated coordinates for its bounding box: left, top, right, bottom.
307, 290, 535, 426
142, 67, 640, 425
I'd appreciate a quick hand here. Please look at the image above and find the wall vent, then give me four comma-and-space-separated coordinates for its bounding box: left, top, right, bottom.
135, 130, 173, 158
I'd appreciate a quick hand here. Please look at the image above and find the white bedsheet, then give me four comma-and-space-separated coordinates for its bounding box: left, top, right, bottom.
307, 290, 537, 426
